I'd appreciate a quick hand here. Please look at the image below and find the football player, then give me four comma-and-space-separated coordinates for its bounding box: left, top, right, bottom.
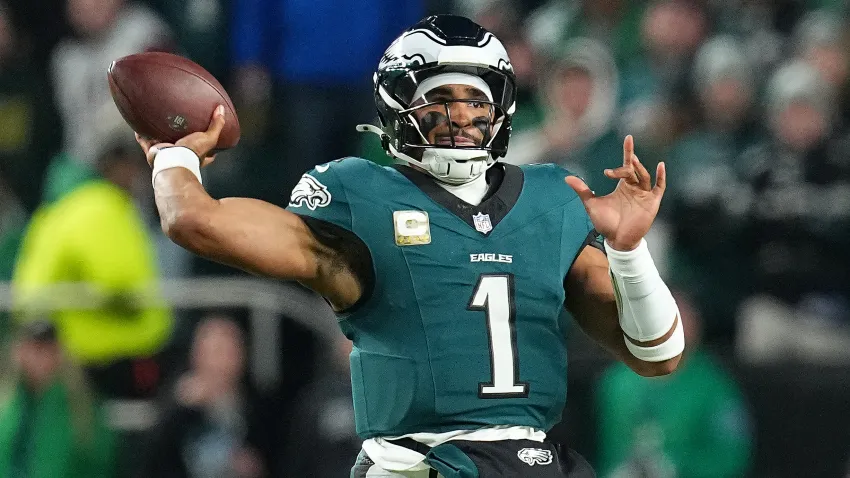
136, 15, 683, 478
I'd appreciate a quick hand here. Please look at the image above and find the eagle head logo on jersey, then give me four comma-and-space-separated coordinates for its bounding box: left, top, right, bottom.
517, 448, 553, 467
289, 174, 331, 210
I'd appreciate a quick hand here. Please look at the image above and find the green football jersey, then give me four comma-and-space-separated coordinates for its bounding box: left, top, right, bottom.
286, 157, 599, 439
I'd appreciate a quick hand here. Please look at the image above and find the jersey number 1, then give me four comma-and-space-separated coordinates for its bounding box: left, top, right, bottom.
468, 274, 530, 398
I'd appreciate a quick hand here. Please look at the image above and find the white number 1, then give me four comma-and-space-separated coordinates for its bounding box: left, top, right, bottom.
468, 274, 529, 398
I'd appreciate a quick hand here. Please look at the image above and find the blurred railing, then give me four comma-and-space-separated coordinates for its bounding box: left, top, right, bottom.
0, 278, 340, 392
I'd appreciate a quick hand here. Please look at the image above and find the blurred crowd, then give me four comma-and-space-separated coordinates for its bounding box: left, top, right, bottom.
1, 0, 850, 476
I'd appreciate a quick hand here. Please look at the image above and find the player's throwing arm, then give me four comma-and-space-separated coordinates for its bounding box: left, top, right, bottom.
135, 107, 364, 312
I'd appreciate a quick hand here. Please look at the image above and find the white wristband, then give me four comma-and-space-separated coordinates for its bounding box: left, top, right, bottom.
605, 238, 683, 361
151, 146, 202, 186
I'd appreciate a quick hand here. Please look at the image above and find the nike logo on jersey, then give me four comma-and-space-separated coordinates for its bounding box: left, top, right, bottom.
517, 448, 553, 467
470, 253, 512, 263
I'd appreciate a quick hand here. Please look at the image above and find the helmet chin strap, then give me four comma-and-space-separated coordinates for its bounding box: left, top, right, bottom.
390, 143, 493, 185
357, 123, 494, 185
420, 148, 493, 184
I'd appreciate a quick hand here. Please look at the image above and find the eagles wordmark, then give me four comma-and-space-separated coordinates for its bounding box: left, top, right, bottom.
470, 253, 512, 263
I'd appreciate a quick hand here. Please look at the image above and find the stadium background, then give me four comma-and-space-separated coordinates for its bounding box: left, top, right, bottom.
1, 0, 850, 476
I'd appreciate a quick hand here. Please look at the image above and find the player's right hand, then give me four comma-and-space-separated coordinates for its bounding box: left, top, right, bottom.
135, 134, 172, 167
173, 105, 226, 160
135, 105, 225, 168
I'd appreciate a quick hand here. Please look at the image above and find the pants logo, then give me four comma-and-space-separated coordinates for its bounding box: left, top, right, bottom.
517, 448, 553, 466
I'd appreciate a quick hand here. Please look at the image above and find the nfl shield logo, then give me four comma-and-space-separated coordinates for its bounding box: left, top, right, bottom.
472, 212, 493, 234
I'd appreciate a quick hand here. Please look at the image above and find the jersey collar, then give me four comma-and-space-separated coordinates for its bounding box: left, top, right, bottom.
392, 162, 524, 235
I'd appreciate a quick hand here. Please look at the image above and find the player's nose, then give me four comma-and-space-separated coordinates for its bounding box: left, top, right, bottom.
449, 102, 476, 127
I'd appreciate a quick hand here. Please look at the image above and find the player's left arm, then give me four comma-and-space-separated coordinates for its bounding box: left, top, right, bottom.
564, 135, 683, 377
565, 245, 681, 376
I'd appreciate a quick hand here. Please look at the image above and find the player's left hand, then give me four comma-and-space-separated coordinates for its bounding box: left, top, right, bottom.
565, 135, 666, 251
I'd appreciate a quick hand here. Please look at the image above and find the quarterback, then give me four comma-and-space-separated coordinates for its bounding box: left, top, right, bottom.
137, 15, 682, 478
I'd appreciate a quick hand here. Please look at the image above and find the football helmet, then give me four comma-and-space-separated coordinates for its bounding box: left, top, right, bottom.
358, 15, 517, 184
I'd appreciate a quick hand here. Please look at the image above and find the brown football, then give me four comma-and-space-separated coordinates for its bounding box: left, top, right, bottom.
107, 52, 240, 150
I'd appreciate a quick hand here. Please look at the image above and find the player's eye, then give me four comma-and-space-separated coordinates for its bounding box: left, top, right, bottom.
468, 101, 484, 109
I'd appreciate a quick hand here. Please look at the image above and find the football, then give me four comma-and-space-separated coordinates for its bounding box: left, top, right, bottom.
107, 52, 240, 150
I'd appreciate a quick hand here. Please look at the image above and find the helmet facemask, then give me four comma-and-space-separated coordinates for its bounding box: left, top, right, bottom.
402, 90, 509, 183
378, 69, 514, 184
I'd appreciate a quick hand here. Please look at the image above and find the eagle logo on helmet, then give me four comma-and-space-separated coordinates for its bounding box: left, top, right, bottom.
380, 52, 426, 71
517, 448, 553, 467
289, 174, 331, 210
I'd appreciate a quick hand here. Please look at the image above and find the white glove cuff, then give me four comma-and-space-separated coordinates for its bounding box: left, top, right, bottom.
151, 146, 202, 186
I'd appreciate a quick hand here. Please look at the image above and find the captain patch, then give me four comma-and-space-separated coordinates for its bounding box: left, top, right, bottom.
393, 210, 431, 246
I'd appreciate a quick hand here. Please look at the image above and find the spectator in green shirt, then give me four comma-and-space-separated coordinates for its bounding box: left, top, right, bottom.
0, 320, 115, 478
596, 290, 753, 478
